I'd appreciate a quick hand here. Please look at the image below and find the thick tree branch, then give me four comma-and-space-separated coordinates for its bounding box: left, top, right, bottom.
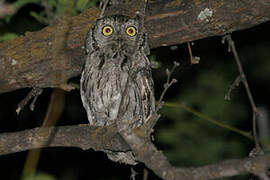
1, 125, 270, 180
0, 124, 129, 155
0, 0, 270, 93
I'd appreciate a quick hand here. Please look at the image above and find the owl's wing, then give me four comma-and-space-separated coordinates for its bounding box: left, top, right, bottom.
136, 54, 156, 124
80, 56, 95, 124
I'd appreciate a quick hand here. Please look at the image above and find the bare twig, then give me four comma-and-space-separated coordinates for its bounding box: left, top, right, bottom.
143, 168, 149, 180
99, 0, 110, 18
16, 88, 43, 114
156, 61, 179, 111
187, 42, 200, 64
225, 75, 241, 100
165, 102, 253, 139
140, 61, 179, 131
223, 34, 261, 151
41, 0, 54, 24
142, 61, 179, 130
130, 167, 138, 180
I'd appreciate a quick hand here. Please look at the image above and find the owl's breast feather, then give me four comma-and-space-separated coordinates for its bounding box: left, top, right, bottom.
81, 51, 154, 127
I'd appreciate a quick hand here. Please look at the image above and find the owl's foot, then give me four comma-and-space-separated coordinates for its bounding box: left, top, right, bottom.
106, 151, 137, 165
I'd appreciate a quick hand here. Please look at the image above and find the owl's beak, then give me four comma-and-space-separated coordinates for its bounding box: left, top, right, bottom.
113, 33, 124, 45
114, 39, 123, 51
116, 37, 124, 44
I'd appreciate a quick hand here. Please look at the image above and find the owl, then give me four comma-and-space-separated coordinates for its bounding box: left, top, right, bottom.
80, 15, 155, 164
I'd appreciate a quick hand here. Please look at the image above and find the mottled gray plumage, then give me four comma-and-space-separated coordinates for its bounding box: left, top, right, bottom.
80, 15, 155, 164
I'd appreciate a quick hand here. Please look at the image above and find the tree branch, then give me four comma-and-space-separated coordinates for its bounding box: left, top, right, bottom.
1, 124, 270, 180
0, 0, 270, 93
0, 124, 129, 155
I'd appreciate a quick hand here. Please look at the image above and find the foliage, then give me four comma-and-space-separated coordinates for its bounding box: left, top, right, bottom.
158, 64, 248, 166
0, 0, 98, 41
0, 32, 17, 41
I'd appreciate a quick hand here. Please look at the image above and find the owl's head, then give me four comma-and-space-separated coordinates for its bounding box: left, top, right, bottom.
86, 15, 149, 55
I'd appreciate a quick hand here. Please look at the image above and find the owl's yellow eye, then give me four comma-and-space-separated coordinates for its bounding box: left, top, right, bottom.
126, 26, 137, 36
102, 26, 113, 36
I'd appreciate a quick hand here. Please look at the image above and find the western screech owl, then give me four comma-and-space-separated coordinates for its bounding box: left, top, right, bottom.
80, 15, 155, 164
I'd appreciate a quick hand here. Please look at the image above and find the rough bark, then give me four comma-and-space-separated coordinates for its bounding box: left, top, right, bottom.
1, 124, 270, 180
0, 124, 129, 155
1, 0, 270, 93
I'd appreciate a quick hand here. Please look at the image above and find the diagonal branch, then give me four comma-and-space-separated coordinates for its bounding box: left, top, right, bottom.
1, 0, 270, 94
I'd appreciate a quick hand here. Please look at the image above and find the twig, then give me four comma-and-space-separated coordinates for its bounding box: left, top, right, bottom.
41, 0, 54, 24
143, 168, 149, 180
225, 75, 241, 100
165, 102, 253, 139
223, 34, 261, 151
156, 61, 179, 111
187, 42, 200, 64
143, 61, 179, 130
99, 0, 110, 18
16, 88, 43, 114
130, 167, 138, 180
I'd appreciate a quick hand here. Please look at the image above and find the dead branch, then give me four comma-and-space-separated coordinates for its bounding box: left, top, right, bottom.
1, 0, 270, 93
1, 124, 270, 180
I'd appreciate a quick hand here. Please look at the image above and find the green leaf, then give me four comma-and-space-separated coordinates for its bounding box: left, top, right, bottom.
76, 0, 89, 10
30, 11, 49, 25
0, 33, 17, 42
14, 0, 41, 9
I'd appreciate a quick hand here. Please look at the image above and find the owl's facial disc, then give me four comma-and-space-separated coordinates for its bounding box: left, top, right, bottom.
93, 15, 140, 52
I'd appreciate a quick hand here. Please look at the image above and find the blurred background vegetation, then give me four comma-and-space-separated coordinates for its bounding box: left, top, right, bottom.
1, 0, 270, 180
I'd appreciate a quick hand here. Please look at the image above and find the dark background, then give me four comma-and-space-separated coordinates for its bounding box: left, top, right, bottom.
1, 1, 270, 180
